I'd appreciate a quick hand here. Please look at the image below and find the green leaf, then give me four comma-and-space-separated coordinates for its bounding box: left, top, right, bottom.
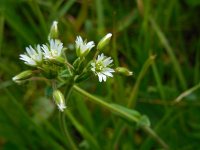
137, 115, 151, 128
110, 104, 151, 127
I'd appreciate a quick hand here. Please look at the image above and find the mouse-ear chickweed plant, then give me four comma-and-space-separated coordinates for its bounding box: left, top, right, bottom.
12, 21, 168, 149
13, 21, 119, 111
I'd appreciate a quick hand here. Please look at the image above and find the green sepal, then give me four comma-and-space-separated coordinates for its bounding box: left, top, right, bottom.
59, 69, 73, 78
73, 58, 81, 69
74, 72, 91, 83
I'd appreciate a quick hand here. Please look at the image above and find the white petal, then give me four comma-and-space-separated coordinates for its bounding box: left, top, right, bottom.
97, 53, 105, 62
36, 45, 43, 60
42, 45, 50, 57
57, 103, 66, 112
20, 54, 32, 62
103, 71, 113, 77
48, 40, 63, 57
97, 73, 103, 82
91, 63, 95, 67
91, 68, 95, 72
20, 55, 36, 66
57, 43, 63, 56
105, 33, 112, 39
50, 39, 54, 49
103, 57, 113, 66
78, 36, 83, 43
37, 45, 42, 54
75, 36, 83, 46
102, 74, 107, 82
25, 47, 33, 56
30, 46, 37, 55
104, 68, 115, 73
87, 41, 95, 49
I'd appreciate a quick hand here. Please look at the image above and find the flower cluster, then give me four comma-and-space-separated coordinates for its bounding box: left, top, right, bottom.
13, 21, 132, 112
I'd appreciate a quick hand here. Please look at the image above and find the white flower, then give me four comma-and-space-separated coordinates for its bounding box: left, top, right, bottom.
91, 53, 115, 82
19, 45, 43, 66
42, 39, 63, 60
75, 36, 95, 57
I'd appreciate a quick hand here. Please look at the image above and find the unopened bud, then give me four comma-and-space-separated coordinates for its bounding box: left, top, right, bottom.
53, 90, 66, 112
12, 70, 33, 83
97, 33, 112, 50
48, 21, 58, 40
115, 67, 133, 76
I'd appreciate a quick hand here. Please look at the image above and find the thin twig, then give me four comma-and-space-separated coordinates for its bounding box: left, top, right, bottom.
173, 83, 200, 104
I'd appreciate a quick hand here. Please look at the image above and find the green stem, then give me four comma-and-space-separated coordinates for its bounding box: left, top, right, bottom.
93, 48, 99, 60
65, 111, 101, 150
142, 126, 169, 149
59, 112, 78, 150
173, 83, 200, 104
149, 16, 187, 90
43, 120, 68, 148
151, 60, 167, 111
141, 109, 174, 150
128, 54, 156, 108
73, 85, 169, 149
59, 84, 78, 150
73, 85, 139, 122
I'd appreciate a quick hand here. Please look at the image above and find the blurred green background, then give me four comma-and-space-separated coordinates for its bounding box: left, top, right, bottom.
0, 0, 200, 149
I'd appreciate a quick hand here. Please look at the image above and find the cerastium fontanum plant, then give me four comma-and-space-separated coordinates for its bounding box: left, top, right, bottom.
13, 21, 169, 149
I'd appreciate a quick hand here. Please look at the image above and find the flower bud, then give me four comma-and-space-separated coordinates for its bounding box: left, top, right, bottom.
12, 70, 33, 83
97, 33, 112, 50
115, 67, 133, 76
53, 90, 66, 112
48, 21, 58, 40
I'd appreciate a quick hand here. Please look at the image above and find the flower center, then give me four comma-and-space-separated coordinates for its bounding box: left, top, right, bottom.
95, 62, 104, 72
52, 50, 58, 56
31, 54, 39, 61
